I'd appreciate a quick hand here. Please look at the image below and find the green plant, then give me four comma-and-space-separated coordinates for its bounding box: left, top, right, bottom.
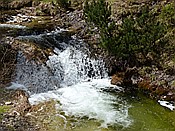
84, 0, 111, 28
159, 3, 175, 27
0, 105, 9, 120
84, 0, 170, 64
84, 0, 116, 49
0, 106, 8, 114
84, 1, 173, 67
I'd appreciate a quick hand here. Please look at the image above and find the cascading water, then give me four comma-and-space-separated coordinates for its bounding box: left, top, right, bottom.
9, 30, 132, 129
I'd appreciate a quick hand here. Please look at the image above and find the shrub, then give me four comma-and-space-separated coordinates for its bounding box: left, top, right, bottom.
84, 0, 111, 28
84, 1, 175, 67
123, 6, 167, 60
84, 0, 116, 50
159, 3, 175, 28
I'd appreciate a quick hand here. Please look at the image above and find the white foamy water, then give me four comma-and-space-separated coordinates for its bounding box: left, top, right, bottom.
0, 24, 26, 29
11, 32, 132, 128
29, 78, 131, 128
158, 100, 175, 111
47, 47, 108, 86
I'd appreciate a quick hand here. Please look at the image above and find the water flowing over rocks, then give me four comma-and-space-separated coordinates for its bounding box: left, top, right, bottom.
11, 30, 109, 94
0, 0, 174, 105
0, 0, 175, 130
2, 29, 132, 129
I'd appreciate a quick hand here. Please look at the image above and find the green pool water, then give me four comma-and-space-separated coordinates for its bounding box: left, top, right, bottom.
125, 95, 175, 131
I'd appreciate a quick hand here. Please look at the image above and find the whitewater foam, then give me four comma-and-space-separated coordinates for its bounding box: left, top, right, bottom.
158, 100, 175, 111
29, 78, 132, 128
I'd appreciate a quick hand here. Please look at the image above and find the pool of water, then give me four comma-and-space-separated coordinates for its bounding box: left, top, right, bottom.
28, 90, 175, 131
127, 95, 175, 131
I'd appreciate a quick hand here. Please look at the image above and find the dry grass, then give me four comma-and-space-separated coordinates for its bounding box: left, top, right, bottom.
0, 43, 17, 87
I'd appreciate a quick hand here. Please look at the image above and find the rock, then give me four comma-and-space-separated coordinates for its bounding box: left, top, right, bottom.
11, 38, 54, 64
0, 39, 17, 85
111, 67, 139, 87
0, 13, 12, 23
109, 65, 118, 76
138, 80, 152, 90
9, 0, 32, 9
6, 14, 36, 24
124, 67, 139, 85
0, 88, 38, 131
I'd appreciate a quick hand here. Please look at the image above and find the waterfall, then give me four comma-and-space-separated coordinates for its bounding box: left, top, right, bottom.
12, 31, 108, 94
9, 30, 132, 128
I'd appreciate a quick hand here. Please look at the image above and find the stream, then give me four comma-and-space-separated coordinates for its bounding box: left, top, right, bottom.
2, 24, 175, 131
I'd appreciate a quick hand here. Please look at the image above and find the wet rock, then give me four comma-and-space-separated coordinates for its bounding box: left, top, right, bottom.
11, 38, 54, 64
0, 13, 11, 23
111, 67, 140, 96
124, 67, 138, 83
138, 77, 175, 102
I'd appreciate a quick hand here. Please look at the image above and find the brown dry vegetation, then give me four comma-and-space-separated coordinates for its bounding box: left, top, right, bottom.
0, 42, 17, 87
